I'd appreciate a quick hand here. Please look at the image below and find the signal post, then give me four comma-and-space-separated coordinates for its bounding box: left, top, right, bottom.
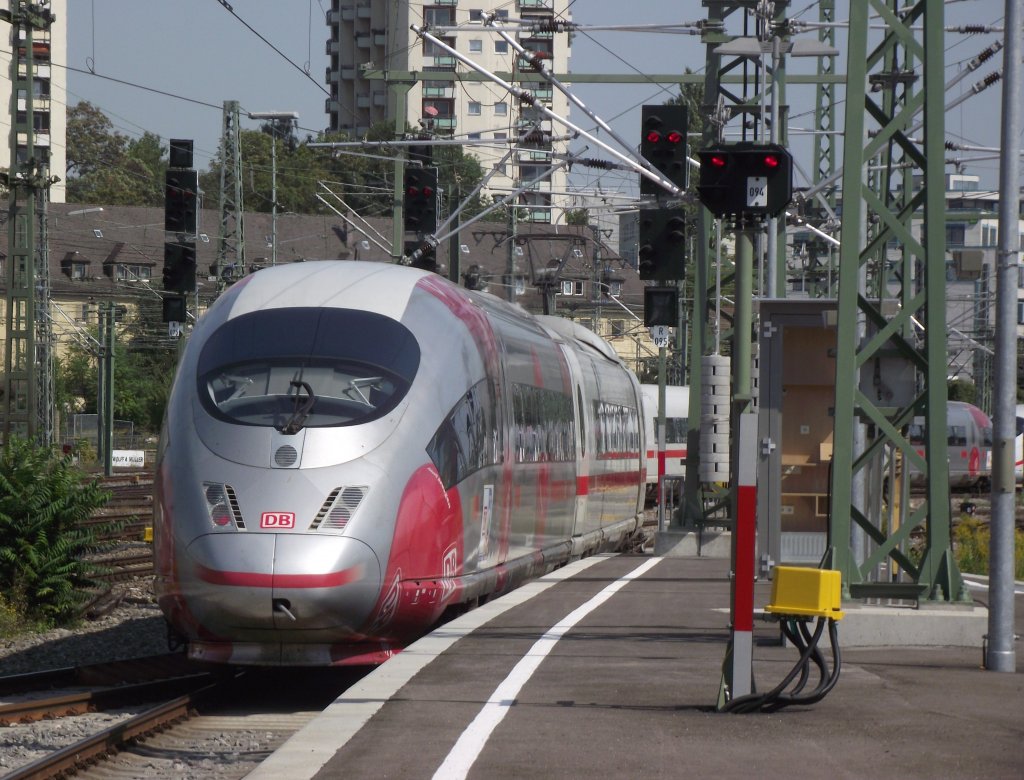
637, 104, 688, 527
696, 143, 793, 706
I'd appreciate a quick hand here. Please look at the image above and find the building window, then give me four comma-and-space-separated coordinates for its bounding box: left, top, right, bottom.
1019, 300, 1024, 325
469, 39, 482, 53
424, 6, 455, 25
493, 162, 507, 176
495, 40, 508, 53
72, 262, 88, 280
560, 280, 584, 296
468, 132, 481, 140
116, 264, 153, 282
607, 280, 622, 297
77, 303, 93, 323
468, 101, 482, 116
609, 319, 625, 338
494, 102, 508, 116
946, 223, 966, 247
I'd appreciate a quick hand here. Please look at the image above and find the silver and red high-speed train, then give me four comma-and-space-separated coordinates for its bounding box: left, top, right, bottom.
154, 261, 646, 666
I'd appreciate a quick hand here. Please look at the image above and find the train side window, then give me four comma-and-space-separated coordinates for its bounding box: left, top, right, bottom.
1017, 417, 1024, 437
947, 425, 967, 447
427, 379, 502, 489
666, 417, 688, 444
908, 423, 925, 446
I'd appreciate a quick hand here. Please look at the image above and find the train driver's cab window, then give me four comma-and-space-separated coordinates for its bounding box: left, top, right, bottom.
947, 425, 967, 447
197, 308, 420, 430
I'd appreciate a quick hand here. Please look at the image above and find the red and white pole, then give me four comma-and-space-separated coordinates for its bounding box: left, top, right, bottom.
731, 411, 758, 698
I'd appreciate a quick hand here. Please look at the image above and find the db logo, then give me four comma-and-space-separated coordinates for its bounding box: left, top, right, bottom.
261, 512, 296, 529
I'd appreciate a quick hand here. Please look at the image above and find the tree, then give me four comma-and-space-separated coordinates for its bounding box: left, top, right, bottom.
565, 208, 590, 226
66, 102, 168, 206
56, 299, 180, 436
0, 438, 113, 625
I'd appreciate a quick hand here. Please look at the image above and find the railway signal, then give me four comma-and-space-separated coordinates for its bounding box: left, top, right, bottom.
644, 286, 678, 327
404, 166, 438, 234
163, 242, 197, 293
164, 169, 199, 234
696, 143, 793, 219
637, 207, 686, 282
639, 104, 688, 196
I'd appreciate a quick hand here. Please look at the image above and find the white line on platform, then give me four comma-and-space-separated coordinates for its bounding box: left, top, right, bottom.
962, 577, 1024, 595
247, 553, 622, 780
432, 556, 663, 780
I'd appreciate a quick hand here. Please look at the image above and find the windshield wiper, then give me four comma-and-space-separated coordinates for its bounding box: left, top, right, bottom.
277, 380, 316, 435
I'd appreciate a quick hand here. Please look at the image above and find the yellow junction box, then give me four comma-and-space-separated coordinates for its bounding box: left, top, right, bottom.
766, 566, 844, 620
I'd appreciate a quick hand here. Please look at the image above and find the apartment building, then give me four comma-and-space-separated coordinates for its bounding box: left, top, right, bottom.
325, 0, 571, 223
0, 0, 67, 203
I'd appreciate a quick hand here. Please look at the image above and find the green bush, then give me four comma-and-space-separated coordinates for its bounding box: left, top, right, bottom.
0, 438, 114, 626
953, 517, 1024, 579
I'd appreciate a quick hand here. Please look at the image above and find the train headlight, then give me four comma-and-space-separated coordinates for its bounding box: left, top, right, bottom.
203, 482, 242, 530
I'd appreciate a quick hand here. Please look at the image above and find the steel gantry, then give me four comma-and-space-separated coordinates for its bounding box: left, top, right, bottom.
824, 1, 966, 603
1, 1, 57, 446
215, 100, 246, 286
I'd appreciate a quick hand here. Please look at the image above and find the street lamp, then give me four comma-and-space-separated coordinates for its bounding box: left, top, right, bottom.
248, 111, 299, 266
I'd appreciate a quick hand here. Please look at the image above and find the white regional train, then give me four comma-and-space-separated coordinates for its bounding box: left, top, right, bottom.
639, 384, 689, 501
154, 261, 646, 666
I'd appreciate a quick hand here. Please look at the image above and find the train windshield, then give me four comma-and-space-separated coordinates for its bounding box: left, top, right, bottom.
197, 307, 420, 429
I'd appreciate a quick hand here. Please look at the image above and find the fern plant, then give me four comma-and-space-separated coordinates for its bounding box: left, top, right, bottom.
0, 438, 115, 625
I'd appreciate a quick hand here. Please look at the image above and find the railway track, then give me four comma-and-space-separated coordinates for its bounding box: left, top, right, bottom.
0, 658, 366, 779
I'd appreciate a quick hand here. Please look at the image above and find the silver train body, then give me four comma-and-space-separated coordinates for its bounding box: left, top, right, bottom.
907, 400, 993, 489
154, 261, 645, 666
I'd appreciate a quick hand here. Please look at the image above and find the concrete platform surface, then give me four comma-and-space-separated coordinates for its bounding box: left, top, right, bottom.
252, 554, 1023, 780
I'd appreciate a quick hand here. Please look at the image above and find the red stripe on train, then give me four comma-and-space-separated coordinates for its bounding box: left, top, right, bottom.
197, 564, 363, 589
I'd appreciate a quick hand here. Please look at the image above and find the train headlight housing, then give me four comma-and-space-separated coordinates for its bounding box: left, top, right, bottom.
203, 482, 243, 530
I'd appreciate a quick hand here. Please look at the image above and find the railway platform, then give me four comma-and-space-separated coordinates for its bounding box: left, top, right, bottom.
252, 554, 1023, 780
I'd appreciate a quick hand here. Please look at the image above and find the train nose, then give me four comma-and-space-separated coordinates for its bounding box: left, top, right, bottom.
184, 533, 382, 633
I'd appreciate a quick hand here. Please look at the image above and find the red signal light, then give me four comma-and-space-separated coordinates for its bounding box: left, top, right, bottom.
763, 154, 780, 168
666, 130, 684, 144
710, 154, 727, 168
406, 186, 420, 197
422, 186, 434, 197
645, 130, 662, 144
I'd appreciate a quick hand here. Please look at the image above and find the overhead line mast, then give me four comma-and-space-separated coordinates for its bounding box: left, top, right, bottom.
1, 1, 57, 446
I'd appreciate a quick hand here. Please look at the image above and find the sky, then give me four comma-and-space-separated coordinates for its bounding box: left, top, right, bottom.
64, 0, 1014, 210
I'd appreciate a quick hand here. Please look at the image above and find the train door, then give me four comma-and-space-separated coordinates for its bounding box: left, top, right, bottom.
558, 343, 591, 542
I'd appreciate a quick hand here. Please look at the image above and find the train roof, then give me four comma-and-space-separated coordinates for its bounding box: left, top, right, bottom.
213, 261, 431, 322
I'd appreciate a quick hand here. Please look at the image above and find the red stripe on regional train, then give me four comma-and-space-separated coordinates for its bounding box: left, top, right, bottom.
589, 471, 645, 490
196, 564, 362, 589
646, 448, 687, 459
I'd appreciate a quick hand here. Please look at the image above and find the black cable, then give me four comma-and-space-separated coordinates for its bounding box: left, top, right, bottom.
723, 616, 841, 714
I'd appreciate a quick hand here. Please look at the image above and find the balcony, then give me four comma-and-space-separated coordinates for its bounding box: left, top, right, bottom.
356, 3, 372, 18
357, 94, 371, 108
431, 55, 457, 68
434, 0, 458, 5
373, 91, 387, 107
518, 0, 552, 8
326, 39, 342, 55
340, 5, 356, 21
355, 33, 371, 48
341, 67, 357, 80
422, 84, 454, 98
430, 117, 457, 131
